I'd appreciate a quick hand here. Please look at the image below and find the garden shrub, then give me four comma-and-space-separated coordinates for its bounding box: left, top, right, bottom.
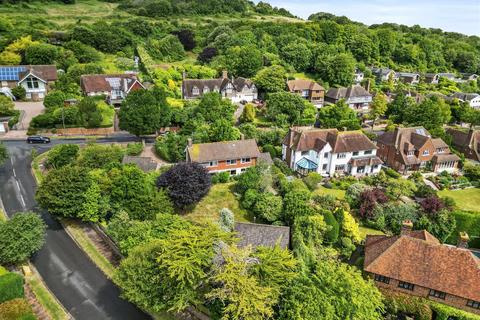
0, 298, 35, 320
0, 267, 6, 276
0, 273, 24, 304
303, 172, 322, 191
46, 144, 80, 169
211, 172, 230, 184
11, 86, 26, 100
126, 142, 144, 156
273, 158, 294, 176
384, 167, 401, 179
323, 210, 339, 244
382, 289, 432, 320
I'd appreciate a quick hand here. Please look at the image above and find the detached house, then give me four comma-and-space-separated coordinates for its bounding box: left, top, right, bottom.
287, 79, 325, 107
365, 222, 480, 315
396, 72, 420, 85
424, 73, 440, 84
438, 73, 458, 81
376, 127, 460, 174
325, 85, 373, 113
447, 128, 480, 161
371, 67, 396, 82
0, 65, 57, 101
186, 138, 261, 176
282, 127, 383, 177
461, 73, 479, 82
182, 71, 257, 103
80, 74, 145, 106
451, 92, 480, 109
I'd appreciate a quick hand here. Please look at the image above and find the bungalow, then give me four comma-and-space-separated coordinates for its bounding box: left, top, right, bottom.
450, 92, 480, 109
365, 222, 480, 315
438, 73, 458, 81
396, 72, 420, 85
80, 73, 145, 106
0, 65, 57, 101
325, 84, 372, 113
185, 138, 261, 176
424, 73, 440, 84
287, 79, 325, 107
182, 71, 257, 103
461, 73, 479, 82
282, 127, 382, 177
447, 128, 480, 162
371, 67, 396, 82
376, 127, 460, 174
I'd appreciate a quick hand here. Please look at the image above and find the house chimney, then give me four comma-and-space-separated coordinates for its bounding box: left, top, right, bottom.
400, 220, 413, 235
457, 232, 469, 249
467, 129, 475, 148
187, 138, 193, 147
393, 126, 401, 148
222, 70, 228, 79
240, 133, 245, 140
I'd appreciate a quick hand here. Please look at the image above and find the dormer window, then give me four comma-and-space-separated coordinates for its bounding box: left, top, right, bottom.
423, 150, 430, 156
407, 150, 414, 156
398, 281, 414, 291
467, 300, 480, 309
203, 86, 210, 94
213, 86, 220, 92
364, 150, 372, 155
374, 274, 390, 284
428, 289, 446, 300
436, 148, 445, 153
192, 86, 200, 96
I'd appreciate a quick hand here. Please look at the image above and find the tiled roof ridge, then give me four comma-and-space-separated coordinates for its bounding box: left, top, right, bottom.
235, 221, 290, 230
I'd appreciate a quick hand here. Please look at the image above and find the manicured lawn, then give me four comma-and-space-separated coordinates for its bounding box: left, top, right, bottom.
97, 102, 115, 127
315, 186, 346, 199
438, 188, 480, 213
359, 226, 385, 240
185, 182, 251, 224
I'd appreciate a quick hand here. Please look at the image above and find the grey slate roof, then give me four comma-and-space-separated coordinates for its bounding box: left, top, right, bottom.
258, 152, 273, 165
325, 85, 372, 100
234, 222, 290, 249
122, 156, 158, 172
451, 92, 480, 102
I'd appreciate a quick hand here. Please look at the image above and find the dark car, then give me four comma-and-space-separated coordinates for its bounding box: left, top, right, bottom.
26, 136, 51, 144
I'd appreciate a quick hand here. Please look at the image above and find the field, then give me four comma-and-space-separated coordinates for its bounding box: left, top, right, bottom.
438, 188, 480, 213
185, 182, 251, 224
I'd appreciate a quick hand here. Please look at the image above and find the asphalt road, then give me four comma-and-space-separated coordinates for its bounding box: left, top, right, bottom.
0, 138, 150, 320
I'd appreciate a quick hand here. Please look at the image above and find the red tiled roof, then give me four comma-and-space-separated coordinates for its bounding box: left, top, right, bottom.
80, 74, 141, 93
287, 79, 324, 92
364, 231, 480, 302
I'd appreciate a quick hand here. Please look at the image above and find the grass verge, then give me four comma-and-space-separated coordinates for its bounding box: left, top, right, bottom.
62, 219, 116, 279
25, 266, 70, 320
315, 186, 346, 199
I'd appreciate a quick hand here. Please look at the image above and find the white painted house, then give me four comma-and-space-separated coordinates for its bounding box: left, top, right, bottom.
282, 127, 383, 177
451, 92, 480, 110
0, 65, 57, 101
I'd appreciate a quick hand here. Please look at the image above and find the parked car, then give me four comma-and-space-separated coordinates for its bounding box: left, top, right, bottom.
26, 136, 50, 144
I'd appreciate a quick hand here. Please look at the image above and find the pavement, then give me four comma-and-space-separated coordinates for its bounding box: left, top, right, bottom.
14, 101, 45, 130
0, 138, 150, 320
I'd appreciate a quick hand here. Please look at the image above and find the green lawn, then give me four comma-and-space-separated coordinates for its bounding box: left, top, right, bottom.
97, 102, 115, 127
438, 188, 480, 213
185, 182, 251, 224
315, 186, 346, 199
359, 226, 385, 240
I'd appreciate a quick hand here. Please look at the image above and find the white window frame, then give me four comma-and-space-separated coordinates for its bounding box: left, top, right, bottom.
241, 158, 251, 164
337, 153, 346, 159
192, 86, 200, 96
26, 77, 39, 89
423, 150, 430, 156
226, 159, 237, 165
364, 150, 373, 155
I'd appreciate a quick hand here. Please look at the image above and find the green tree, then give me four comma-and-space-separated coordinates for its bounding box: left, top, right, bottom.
266, 92, 316, 126
36, 165, 103, 222
323, 210, 340, 244
403, 96, 451, 133
0, 95, 15, 116
280, 42, 312, 71
240, 103, 256, 123
45, 144, 79, 169
0, 143, 8, 166
292, 214, 329, 265
370, 92, 388, 128
252, 192, 283, 222
315, 52, 356, 86
221, 45, 263, 78
24, 43, 58, 65
385, 178, 417, 200
119, 87, 171, 136
208, 118, 241, 142
253, 65, 287, 94
317, 100, 361, 130
283, 190, 314, 225
386, 90, 415, 124
0, 212, 46, 265
195, 92, 235, 123
43, 91, 66, 111
76, 143, 124, 169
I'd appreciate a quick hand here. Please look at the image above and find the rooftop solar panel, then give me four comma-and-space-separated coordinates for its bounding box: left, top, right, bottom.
0, 66, 27, 81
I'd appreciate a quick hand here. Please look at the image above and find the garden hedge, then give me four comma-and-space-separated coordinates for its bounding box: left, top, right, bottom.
0, 273, 24, 304
0, 298, 35, 320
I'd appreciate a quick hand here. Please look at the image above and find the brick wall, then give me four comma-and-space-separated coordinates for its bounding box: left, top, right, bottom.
369, 274, 480, 315
207, 158, 257, 173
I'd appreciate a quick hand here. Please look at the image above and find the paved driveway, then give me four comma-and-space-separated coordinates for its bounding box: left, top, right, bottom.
14, 101, 45, 130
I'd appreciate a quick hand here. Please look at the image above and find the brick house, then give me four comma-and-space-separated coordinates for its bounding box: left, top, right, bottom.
80, 73, 145, 106
182, 71, 257, 103
447, 128, 480, 161
0, 65, 57, 101
376, 127, 460, 174
364, 223, 480, 315
325, 85, 372, 113
186, 138, 261, 175
287, 79, 325, 108
282, 127, 382, 177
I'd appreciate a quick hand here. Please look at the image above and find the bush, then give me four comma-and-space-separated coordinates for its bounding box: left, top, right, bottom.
252, 192, 283, 222
323, 210, 339, 244
154, 134, 187, 163
303, 172, 322, 191
383, 167, 401, 179
273, 159, 294, 175
0, 298, 35, 320
211, 172, 230, 184
126, 142, 144, 156
43, 91, 66, 110
77, 144, 125, 169
0, 273, 24, 304
46, 144, 79, 169
11, 86, 25, 100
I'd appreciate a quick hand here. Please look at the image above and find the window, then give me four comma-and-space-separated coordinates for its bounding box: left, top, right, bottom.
467, 300, 480, 309
26, 77, 39, 89
422, 150, 430, 156
226, 159, 237, 165
192, 86, 200, 95
240, 168, 246, 173
429, 289, 446, 300
353, 151, 359, 156
230, 170, 237, 175
335, 165, 345, 171
324, 153, 329, 158
398, 281, 414, 291
301, 151, 309, 156
364, 150, 372, 155
436, 148, 446, 154
357, 166, 366, 173
374, 274, 390, 284
407, 150, 414, 156
203, 161, 218, 167
322, 164, 327, 170
241, 158, 251, 163
337, 153, 346, 159
203, 86, 210, 93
